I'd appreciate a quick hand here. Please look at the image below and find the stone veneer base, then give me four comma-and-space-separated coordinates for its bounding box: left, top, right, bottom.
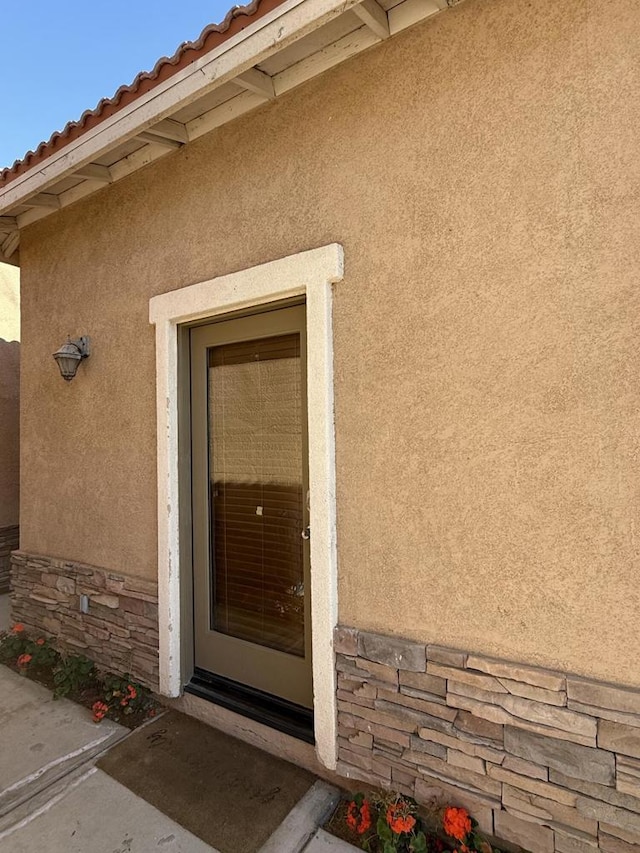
10, 551, 159, 690
0, 525, 19, 593
335, 626, 640, 853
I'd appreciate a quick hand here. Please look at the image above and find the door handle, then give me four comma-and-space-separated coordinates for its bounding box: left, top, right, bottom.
301, 526, 311, 540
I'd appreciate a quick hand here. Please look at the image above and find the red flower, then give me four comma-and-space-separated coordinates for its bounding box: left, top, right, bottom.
91, 701, 110, 723
386, 803, 416, 835
36, 638, 45, 646
346, 800, 372, 835
358, 801, 371, 834
120, 698, 128, 707
12, 623, 24, 633
127, 685, 137, 699
17, 653, 32, 667
443, 807, 472, 842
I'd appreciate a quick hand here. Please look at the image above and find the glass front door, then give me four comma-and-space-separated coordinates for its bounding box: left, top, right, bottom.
190, 305, 312, 708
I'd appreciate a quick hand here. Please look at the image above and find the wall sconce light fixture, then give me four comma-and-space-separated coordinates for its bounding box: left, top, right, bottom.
53, 336, 91, 381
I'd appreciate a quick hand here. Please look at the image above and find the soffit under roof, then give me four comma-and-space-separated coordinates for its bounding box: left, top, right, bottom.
0, 0, 459, 266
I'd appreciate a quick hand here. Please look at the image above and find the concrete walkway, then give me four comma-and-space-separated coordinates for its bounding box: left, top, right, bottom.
4, 768, 217, 852
304, 831, 355, 851
0, 665, 216, 851
0, 667, 124, 817
0, 642, 347, 852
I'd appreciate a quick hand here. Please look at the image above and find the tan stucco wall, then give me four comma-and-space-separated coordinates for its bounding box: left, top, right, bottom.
18, 0, 640, 685
0, 262, 20, 527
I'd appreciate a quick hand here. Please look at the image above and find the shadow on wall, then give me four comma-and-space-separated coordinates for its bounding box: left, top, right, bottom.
0, 338, 20, 593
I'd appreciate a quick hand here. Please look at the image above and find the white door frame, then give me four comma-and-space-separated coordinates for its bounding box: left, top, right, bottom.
149, 244, 344, 769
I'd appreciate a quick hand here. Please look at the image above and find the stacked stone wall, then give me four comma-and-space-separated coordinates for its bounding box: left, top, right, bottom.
10, 550, 158, 689
0, 525, 18, 593
335, 626, 640, 853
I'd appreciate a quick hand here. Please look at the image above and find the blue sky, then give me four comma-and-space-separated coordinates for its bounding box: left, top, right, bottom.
0, 1, 234, 169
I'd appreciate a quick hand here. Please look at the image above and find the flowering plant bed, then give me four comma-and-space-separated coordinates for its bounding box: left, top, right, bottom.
0, 622, 160, 728
326, 790, 503, 853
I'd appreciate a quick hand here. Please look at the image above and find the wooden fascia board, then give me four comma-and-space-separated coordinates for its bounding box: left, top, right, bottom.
0, 216, 18, 232
137, 131, 184, 149
234, 68, 277, 99
149, 118, 190, 144
23, 192, 61, 209
352, 0, 390, 40
1, 231, 20, 259
0, 0, 364, 215
74, 163, 113, 183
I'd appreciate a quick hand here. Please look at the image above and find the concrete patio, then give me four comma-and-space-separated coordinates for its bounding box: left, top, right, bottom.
0, 662, 217, 851
0, 597, 351, 852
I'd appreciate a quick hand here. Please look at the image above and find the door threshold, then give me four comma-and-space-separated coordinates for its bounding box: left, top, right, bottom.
185, 669, 314, 744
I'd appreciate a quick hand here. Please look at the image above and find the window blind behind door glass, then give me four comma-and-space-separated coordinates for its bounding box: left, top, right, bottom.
207, 334, 304, 657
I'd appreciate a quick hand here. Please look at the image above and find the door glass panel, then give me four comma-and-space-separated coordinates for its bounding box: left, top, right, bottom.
208, 334, 304, 657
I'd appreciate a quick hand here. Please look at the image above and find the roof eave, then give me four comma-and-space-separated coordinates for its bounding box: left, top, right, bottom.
0, 0, 453, 262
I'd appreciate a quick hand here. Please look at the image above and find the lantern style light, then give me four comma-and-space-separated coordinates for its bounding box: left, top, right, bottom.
53, 336, 90, 381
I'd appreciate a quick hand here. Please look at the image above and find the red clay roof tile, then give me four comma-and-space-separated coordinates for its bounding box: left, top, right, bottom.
0, 0, 284, 189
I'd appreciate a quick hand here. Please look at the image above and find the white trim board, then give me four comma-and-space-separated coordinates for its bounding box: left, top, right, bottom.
149, 243, 344, 769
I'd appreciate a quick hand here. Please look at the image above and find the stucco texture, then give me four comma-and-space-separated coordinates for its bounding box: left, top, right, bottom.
18, 0, 640, 684
0, 263, 20, 527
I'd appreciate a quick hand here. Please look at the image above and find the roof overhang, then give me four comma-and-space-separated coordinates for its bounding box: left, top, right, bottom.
0, 0, 458, 266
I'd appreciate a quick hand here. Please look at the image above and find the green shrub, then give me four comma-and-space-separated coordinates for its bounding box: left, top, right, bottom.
53, 653, 97, 698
